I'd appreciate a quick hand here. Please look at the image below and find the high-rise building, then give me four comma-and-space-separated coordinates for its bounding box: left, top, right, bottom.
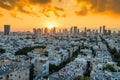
52, 27, 56, 34
108, 30, 111, 35
70, 26, 79, 35
103, 25, 106, 34
33, 28, 42, 38
85, 27, 87, 33
70, 27, 73, 34
99, 26, 102, 33
58, 29, 62, 33
4, 25, 10, 35
44, 27, 48, 34
33, 28, 37, 38
63, 28, 68, 34
118, 30, 120, 34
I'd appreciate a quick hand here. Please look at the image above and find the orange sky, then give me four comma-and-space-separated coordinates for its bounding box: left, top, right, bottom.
0, 0, 120, 31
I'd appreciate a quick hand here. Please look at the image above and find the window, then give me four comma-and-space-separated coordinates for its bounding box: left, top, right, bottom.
0, 77, 3, 79
25, 73, 27, 76
10, 74, 12, 76
6, 75, 9, 78
19, 76, 21, 78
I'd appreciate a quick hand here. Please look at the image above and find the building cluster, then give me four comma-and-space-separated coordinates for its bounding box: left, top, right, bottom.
0, 25, 119, 80
58, 56, 87, 80
0, 56, 30, 80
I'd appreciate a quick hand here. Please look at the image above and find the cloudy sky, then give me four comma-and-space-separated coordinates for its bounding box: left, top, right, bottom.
0, 0, 120, 31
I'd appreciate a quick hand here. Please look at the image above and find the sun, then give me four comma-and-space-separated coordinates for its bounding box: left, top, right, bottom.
45, 21, 59, 29
48, 24, 55, 29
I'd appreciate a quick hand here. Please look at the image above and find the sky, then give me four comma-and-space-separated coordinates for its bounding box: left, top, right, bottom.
0, 0, 120, 31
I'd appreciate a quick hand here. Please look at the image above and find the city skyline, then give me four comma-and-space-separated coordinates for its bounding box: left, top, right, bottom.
0, 0, 120, 31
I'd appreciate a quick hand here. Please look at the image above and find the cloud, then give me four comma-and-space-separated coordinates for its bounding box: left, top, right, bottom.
75, 0, 120, 16
75, 6, 88, 16
54, 7, 64, 11
58, 0, 62, 2
29, 0, 52, 4
0, 13, 3, 16
0, 0, 120, 17
0, 0, 17, 10
0, 0, 67, 18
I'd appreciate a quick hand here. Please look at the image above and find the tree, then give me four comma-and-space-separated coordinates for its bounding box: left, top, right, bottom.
114, 53, 120, 58
111, 48, 117, 55
15, 47, 34, 56
30, 64, 34, 80
106, 64, 117, 72
74, 76, 90, 80
91, 47, 96, 57
0, 48, 5, 53
84, 61, 91, 77
15, 46, 46, 56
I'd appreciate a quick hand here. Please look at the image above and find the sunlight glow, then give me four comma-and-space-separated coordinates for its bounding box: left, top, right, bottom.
45, 21, 59, 29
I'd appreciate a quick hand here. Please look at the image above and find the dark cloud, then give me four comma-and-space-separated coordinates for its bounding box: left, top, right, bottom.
0, 0, 30, 14
0, 0, 66, 18
29, 0, 52, 4
0, 0, 120, 17
0, 13, 3, 16
107, 0, 120, 13
75, 0, 120, 16
54, 7, 64, 11
75, 7, 88, 16
58, 0, 62, 2
0, 0, 17, 10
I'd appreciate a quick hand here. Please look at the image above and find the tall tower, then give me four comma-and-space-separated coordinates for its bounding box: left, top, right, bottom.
70, 27, 73, 34
33, 28, 37, 38
103, 25, 106, 34
85, 27, 87, 33
4, 25, 10, 35
99, 26, 102, 34
44, 27, 48, 34
53, 27, 56, 34
73, 26, 78, 35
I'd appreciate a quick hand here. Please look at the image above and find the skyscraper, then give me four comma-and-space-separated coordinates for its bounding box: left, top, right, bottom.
33, 28, 43, 38
73, 26, 78, 35
52, 27, 56, 34
103, 25, 106, 34
4, 25, 10, 35
99, 26, 102, 34
85, 27, 87, 33
44, 27, 48, 34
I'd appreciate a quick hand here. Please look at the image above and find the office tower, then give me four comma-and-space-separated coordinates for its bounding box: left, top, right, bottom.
44, 27, 48, 34
92, 29, 95, 33
33, 28, 42, 38
99, 26, 102, 33
108, 30, 111, 35
119, 30, 120, 34
70, 26, 79, 35
103, 25, 106, 34
52, 27, 56, 34
77, 29, 79, 34
95, 30, 98, 34
33, 28, 37, 38
41, 28, 43, 34
63, 29, 68, 34
70, 27, 73, 34
73, 26, 77, 34
4, 25, 10, 35
85, 27, 87, 33
58, 29, 62, 33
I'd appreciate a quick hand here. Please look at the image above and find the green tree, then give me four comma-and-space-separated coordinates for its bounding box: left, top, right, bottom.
106, 64, 117, 72
30, 64, 35, 80
15, 46, 46, 56
0, 48, 5, 53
